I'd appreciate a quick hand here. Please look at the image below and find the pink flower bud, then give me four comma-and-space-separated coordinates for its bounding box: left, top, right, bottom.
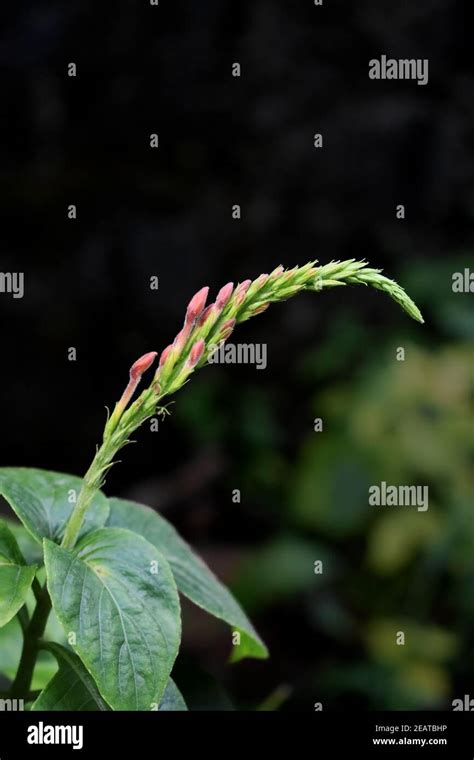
173, 321, 192, 353
220, 318, 236, 332
188, 339, 206, 367
159, 344, 173, 367
252, 274, 269, 290
185, 286, 209, 324
233, 280, 252, 307
269, 265, 284, 279
216, 282, 234, 309
197, 304, 214, 327
129, 351, 157, 381
251, 302, 270, 315
218, 318, 236, 341
112, 350, 158, 426
198, 283, 234, 330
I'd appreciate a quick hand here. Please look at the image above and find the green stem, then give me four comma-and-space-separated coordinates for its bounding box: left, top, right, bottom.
61, 477, 99, 550
32, 576, 43, 602
61, 390, 158, 551
11, 432, 130, 696
17, 605, 30, 636
61, 439, 115, 550
10, 585, 51, 698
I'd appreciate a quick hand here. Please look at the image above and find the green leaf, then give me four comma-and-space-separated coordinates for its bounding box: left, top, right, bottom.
107, 498, 268, 661
44, 527, 181, 711
158, 678, 187, 711
0, 468, 109, 545
32, 642, 186, 711
229, 628, 268, 663
31, 643, 110, 711
0, 520, 36, 627
3, 519, 44, 565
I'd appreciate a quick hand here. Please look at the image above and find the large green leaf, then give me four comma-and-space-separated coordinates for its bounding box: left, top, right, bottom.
32, 641, 186, 711
44, 528, 181, 711
0, 468, 109, 545
158, 678, 187, 711
107, 498, 268, 661
0, 520, 36, 627
31, 643, 109, 711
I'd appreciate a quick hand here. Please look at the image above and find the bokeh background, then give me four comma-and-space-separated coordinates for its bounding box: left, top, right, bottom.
1, 0, 473, 709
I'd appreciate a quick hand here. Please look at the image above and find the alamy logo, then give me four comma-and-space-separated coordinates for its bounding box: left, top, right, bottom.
27, 722, 83, 750
369, 481, 429, 512
369, 56, 429, 86
208, 342, 267, 370
0, 698, 24, 711
0, 271, 24, 299
452, 695, 474, 711
452, 268, 474, 293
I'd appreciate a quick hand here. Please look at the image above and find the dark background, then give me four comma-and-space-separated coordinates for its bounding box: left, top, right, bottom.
0, 0, 473, 709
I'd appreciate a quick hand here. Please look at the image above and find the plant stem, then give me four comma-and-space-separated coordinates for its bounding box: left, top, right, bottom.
32, 576, 43, 602
10, 585, 51, 698
61, 476, 98, 550
61, 392, 158, 551
61, 437, 119, 550
12, 437, 124, 695
17, 605, 30, 636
